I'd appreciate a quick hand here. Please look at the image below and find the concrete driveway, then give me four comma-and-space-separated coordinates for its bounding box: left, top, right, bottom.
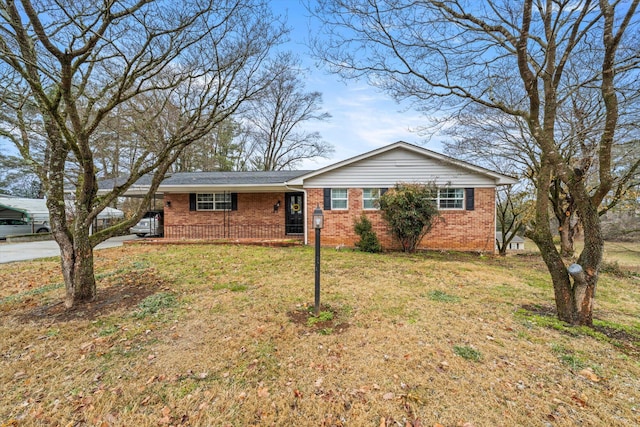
0, 235, 138, 264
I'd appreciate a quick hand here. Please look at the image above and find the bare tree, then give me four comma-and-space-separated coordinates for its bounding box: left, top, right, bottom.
170, 118, 245, 172
495, 186, 531, 256
0, 153, 42, 197
443, 104, 581, 257
243, 53, 333, 171
0, 0, 286, 308
311, 0, 640, 325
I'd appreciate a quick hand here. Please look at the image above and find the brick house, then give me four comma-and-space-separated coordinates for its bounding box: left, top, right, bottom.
141, 142, 516, 252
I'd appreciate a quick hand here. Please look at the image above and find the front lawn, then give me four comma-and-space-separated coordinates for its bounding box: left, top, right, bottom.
1, 244, 639, 426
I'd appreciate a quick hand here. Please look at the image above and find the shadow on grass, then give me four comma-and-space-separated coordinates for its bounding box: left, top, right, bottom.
13, 271, 166, 323
520, 304, 640, 358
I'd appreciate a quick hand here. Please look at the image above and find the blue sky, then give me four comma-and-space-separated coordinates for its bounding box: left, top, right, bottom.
0, 1, 442, 170
271, 0, 442, 169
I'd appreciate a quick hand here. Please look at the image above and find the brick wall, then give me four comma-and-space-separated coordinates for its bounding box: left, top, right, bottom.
164, 188, 496, 252
164, 192, 290, 239
306, 188, 496, 253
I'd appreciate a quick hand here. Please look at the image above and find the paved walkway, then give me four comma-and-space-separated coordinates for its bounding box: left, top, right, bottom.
0, 235, 138, 264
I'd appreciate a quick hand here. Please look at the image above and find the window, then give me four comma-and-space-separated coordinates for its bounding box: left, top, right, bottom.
331, 188, 348, 210
197, 193, 231, 211
437, 188, 464, 209
363, 188, 381, 209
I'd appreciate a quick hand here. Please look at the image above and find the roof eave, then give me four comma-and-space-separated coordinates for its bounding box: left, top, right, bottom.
159, 183, 295, 193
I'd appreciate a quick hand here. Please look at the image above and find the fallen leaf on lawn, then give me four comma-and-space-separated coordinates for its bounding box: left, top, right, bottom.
79, 342, 94, 353
257, 387, 270, 398
13, 371, 27, 380
161, 406, 171, 417
379, 417, 386, 427
383, 392, 395, 400
578, 368, 600, 382
571, 394, 588, 407
315, 378, 323, 388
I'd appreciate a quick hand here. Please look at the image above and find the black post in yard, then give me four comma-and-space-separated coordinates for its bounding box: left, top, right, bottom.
314, 226, 321, 316
312, 205, 324, 317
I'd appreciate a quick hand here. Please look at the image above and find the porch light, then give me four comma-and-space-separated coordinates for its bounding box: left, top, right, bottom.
313, 205, 324, 229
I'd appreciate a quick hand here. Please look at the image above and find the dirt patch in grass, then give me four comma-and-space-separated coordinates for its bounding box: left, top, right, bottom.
521, 303, 557, 317
520, 303, 640, 357
287, 305, 351, 335
8, 270, 167, 323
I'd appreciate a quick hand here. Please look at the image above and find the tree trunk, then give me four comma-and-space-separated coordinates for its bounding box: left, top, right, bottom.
558, 215, 574, 258
58, 229, 97, 308
498, 242, 507, 256
534, 191, 602, 326
570, 194, 603, 326
528, 161, 575, 323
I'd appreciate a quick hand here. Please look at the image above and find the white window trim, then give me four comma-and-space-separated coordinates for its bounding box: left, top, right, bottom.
435, 188, 465, 210
362, 188, 381, 210
196, 192, 231, 211
331, 188, 349, 210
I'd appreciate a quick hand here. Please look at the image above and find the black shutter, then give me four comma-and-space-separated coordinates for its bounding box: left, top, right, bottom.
380, 188, 388, 196
465, 188, 475, 211
189, 193, 196, 211
323, 188, 332, 210
231, 193, 238, 211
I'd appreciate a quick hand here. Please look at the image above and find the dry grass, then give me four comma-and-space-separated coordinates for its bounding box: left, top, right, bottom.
1, 243, 639, 426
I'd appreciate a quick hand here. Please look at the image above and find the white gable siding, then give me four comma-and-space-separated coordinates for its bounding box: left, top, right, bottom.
303, 148, 497, 188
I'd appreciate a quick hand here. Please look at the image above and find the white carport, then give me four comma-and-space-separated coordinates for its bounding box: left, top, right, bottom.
0, 197, 125, 224
0, 197, 50, 223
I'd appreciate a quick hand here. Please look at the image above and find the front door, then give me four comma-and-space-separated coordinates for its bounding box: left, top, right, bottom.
285, 192, 304, 235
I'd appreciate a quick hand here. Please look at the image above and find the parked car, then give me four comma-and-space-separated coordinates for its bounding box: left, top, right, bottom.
0, 218, 50, 239
130, 210, 164, 237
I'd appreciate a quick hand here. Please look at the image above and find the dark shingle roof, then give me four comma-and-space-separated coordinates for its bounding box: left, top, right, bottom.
96, 170, 312, 192
162, 170, 312, 186
97, 175, 153, 190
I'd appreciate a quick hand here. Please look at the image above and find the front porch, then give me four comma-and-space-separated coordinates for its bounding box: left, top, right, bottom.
163, 191, 306, 242
163, 224, 304, 241
127, 235, 303, 247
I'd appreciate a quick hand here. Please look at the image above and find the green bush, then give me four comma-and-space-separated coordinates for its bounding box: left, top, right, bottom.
354, 214, 382, 253
379, 183, 441, 252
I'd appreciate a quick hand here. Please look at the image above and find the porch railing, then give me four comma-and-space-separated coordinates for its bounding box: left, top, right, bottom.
163, 224, 303, 240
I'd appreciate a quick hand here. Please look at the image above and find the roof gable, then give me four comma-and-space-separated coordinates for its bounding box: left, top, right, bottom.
287, 141, 517, 187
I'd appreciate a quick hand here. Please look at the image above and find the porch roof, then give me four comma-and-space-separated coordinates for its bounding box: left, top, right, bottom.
98, 171, 313, 195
